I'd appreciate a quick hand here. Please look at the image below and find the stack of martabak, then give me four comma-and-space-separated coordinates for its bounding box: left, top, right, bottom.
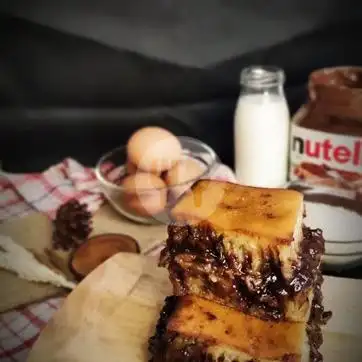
149, 180, 332, 362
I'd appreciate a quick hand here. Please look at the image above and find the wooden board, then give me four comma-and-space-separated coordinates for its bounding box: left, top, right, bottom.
0, 204, 167, 312
27, 253, 362, 362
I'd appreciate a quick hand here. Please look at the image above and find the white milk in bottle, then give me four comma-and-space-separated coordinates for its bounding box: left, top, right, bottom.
234, 66, 290, 188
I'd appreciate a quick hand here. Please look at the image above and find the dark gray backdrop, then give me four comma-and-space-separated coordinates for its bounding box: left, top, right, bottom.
2, 0, 361, 68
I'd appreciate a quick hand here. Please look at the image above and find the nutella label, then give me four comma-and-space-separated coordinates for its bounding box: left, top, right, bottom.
289, 123, 362, 199
290, 124, 362, 173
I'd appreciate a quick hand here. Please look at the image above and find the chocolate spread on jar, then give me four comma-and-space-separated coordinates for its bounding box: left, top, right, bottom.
289, 67, 362, 245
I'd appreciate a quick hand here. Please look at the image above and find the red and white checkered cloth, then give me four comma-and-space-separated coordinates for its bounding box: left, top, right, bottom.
0, 158, 104, 222
0, 158, 235, 362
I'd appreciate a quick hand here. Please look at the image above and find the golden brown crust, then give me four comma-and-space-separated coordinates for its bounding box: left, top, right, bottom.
166, 296, 305, 360
170, 180, 304, 248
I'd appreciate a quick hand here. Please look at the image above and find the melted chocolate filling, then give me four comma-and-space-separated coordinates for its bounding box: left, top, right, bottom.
148, 296, 178, 360
307, 271, 333, 362
160, 223, 324, 320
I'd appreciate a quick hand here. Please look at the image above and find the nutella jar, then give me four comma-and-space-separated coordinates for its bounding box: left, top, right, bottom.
289, 67, 362, 268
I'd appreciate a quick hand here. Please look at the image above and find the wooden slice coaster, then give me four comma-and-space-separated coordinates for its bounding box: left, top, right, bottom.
70, 233, 140, 279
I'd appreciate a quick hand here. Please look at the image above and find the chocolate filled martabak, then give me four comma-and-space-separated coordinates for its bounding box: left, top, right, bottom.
155, 180, 332, 361
160, 180, 329, 324
160, 224, 326, 323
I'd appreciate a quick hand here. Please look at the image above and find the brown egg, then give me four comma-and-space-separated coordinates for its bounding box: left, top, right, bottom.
165, 158, 207, 199
127, 127, 182, 173
124, 192, 167, 217
120, 172, 167, 216
125, 159, 138, 174
121, 172, 166, 192
126, 159, 160, 176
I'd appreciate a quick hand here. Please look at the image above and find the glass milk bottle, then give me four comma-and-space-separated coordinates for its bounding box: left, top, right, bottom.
234, 66, 290, 188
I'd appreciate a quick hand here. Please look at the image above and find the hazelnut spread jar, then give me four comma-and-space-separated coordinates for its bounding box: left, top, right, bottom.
289, 67, 362, 263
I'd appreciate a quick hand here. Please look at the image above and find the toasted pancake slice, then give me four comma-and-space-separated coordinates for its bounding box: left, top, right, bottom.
149, 295, 310, 362
170, 179, 304, 252
160, 180, 325, 322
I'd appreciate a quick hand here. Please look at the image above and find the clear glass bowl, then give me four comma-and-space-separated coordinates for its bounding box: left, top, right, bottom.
95, 137, 218, 224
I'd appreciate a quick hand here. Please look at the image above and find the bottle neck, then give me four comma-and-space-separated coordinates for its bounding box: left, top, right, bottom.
241, 84, 285, 97
240, 66, 285, 97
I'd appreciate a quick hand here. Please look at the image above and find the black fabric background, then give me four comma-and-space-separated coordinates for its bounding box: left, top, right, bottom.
1, 15, 362, 173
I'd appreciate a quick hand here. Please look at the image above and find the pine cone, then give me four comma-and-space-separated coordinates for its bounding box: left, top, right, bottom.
53, 199, 93, 251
